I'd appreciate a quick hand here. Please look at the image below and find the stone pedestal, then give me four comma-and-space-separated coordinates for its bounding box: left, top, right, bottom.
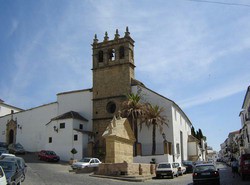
102, 116, 135, 163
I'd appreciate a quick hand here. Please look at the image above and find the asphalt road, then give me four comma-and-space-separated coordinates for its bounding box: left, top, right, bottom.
19, 153, 250, 185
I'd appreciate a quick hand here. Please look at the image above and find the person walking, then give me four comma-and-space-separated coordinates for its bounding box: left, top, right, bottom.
231, 158, 238, 178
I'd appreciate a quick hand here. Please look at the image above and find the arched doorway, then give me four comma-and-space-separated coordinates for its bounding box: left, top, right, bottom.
9, 129, 14, 144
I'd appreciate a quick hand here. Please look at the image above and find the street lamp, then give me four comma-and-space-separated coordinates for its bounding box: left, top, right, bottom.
162, 132, 166, 141
53, 126, 59, 133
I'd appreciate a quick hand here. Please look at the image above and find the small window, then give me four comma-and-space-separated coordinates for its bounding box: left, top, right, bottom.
119, 46, 125, 59
60, 123, 65, 129
74, 134, 78, 141
49, 137, 52, 143
106, 101, 116, 114
79, 124, 83, 130
98, 50, 103, 62
176, 143, 180, 154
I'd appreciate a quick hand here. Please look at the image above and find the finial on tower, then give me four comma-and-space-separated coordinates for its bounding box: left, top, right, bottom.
93, 34, 98, 44
125, 26, 130, 37
114, 29, 120, 40
104, 31, 109, 42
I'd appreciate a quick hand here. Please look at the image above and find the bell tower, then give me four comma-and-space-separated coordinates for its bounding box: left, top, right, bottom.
92, 27, 135, 154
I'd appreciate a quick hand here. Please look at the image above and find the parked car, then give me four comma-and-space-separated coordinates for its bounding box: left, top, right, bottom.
38, 150, 60, 162
238, 154, 250, 181
0, 147, 8, 155
155, 162, 178, 179
0, 153, 15, 160
0, 160, 24, 185
8, 143, 25, 155
0, 142, 8, 149
173, 162, 186, 175
0, 166, 7, 185
182, 160, 194, 173
3, 156, 27, 182
192, 163, 220, 185
71, 157, 101, 170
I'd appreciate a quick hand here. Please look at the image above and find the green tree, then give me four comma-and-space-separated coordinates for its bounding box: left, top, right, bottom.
143, 103, 168, 155
197, 129, 204, 140
121, 93, 145, 155
191, 126, 196, 137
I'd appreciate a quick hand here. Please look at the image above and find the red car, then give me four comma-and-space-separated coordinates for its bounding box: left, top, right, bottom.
38, 150, 60, 162
239, 154, 250, 180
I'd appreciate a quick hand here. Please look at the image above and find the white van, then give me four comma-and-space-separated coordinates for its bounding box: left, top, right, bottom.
0, 166, 7, 185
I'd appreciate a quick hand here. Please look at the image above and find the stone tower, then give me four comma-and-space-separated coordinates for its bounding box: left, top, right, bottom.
92, 27, 135, 155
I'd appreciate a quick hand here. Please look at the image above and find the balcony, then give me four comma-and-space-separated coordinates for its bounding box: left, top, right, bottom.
245, 114, 250, 122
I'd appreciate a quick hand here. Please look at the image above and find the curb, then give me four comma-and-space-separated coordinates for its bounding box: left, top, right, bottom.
90, 174, 153, 182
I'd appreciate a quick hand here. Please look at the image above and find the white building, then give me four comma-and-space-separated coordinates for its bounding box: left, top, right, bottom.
0, 29, 195, 162
132, 85, 192, 164
0, 89, 92, 161
0, 99, 23, 117
239, 85, 250, 154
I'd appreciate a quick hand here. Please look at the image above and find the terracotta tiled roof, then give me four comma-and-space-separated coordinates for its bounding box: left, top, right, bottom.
74, 129, 94, 136
131, 78, 145, 87
51, 111, 88, 122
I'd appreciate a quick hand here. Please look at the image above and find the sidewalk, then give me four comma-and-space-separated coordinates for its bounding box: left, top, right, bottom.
90, 174, 154, 182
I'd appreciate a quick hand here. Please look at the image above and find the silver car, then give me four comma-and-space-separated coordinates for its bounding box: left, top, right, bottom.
71, 157, 101, 170
8, 143, 26, 155
3, 156, 27, 182
155, 162, 178, 179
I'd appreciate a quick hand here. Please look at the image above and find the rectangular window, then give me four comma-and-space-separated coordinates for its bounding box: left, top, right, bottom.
60, 123, 65, 129
79, 124, 83, 130
74, 134, 78, 141
176, 143, 180, 154
49, 137, 52, 143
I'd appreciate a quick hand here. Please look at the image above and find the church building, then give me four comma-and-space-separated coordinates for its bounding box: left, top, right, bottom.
0, 28, 193, 163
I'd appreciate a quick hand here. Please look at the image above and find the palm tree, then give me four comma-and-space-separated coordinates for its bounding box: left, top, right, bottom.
142, 103, 168, 155
121, 93, 145, 156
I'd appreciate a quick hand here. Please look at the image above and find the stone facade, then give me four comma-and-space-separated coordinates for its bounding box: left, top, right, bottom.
92, 28, 135, 154
102, 116, 135, 163
96, 162, 155, 176
6, 118, 17, 145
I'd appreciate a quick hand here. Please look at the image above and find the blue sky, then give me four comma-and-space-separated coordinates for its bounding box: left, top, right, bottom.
1, 0, 250, 151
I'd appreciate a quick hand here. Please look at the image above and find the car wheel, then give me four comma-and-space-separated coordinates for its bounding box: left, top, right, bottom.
176, 172, 179, 177
21, 173, 25, 182
171, 174, 174, 179
156, 174, 161, 179
241, 173, 245, 181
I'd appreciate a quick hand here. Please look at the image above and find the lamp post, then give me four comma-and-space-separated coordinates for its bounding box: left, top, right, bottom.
162, 132, 166, 141
53, 126, 59, 133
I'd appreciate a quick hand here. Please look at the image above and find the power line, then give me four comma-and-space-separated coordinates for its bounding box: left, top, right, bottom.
186, 0, 250, 8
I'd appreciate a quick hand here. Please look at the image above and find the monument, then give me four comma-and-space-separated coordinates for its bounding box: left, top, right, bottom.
102, 115, 135, 163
